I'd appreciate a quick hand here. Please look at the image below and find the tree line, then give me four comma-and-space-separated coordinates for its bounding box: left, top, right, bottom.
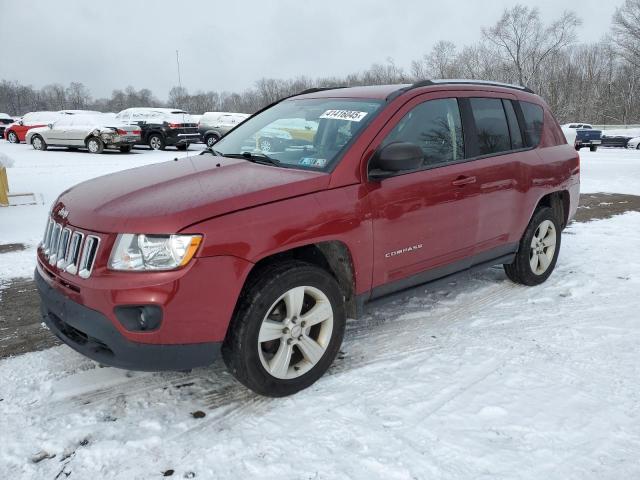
1, 1, 639, 125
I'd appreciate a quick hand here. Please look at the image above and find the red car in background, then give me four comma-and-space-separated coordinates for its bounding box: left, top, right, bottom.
4, 111, 61, 143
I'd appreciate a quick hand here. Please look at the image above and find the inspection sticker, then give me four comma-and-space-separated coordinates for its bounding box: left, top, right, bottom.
319, 110, 368, 122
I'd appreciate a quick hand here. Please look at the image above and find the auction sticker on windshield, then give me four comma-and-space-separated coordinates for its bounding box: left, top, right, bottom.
319, 110, 368, 122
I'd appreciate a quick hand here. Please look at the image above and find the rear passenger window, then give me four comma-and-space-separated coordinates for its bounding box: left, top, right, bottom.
520, 101, 544, 147
469, 98, 511, 155
382, 98, 464, 168
502, 100, 524, 149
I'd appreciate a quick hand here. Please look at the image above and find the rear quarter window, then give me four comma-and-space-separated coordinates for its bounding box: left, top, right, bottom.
520, 101, 544, 147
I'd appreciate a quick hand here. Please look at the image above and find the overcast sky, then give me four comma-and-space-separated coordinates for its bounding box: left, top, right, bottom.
0, 0, 618, 99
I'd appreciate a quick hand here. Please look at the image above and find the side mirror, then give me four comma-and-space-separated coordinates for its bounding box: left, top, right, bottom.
19, 120, 24, 126
48, 124, 53, 129
369, 142, 423, 180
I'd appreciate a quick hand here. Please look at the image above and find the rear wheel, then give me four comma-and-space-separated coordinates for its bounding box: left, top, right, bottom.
574, 145, 581, 151
176, 143, 189, 151
504, 207, 561, 286
7, 131, 19, 143
86, 137, 104, 154
148, 134, 165, 150
222, 261, 346, 397
119, 145, 132, 153
205, 134, 219, 148
31, 135, 47, 151
590, 145, 598, 152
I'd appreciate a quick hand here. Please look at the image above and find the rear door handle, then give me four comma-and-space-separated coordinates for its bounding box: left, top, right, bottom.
451, 175, 477, 187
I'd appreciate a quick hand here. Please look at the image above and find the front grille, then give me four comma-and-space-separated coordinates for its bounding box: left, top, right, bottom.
40, 217, 100, 278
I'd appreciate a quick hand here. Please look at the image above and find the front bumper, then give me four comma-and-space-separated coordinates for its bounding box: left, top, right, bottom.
35, 268, 221, 371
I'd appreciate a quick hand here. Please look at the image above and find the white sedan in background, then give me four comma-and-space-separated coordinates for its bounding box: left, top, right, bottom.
25, 114, 141, 154
627, 136, 640, 149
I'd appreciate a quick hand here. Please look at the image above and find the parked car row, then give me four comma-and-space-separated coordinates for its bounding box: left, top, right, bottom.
2, 108, 252, 154
561, 122, 640, 150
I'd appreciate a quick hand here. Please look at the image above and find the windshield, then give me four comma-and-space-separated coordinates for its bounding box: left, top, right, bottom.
211, 98, 383, 171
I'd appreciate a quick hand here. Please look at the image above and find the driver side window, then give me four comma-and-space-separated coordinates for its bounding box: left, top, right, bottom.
382, 98, 464, 169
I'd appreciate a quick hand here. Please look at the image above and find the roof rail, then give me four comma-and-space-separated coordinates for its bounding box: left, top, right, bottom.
296, 86, 347, 96
387, 79, 535, 101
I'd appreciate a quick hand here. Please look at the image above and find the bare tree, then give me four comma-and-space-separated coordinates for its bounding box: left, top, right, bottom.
612, 0, 640, 68
482, 6, 581, 87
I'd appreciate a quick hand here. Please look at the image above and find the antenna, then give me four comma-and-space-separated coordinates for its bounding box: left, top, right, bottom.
175, 50, 188, 125
176, 50, 182, 90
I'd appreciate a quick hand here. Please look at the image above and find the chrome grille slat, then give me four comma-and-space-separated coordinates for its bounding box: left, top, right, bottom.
56, 228, 72, 269
40, 216, 100, 278
48, 224, 62, 265
78, 236, 100, 279
64, 231, 84, 275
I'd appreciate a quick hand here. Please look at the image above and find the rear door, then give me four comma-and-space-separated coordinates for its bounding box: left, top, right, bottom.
367, 94, 481, 296
461, 95, 527, 255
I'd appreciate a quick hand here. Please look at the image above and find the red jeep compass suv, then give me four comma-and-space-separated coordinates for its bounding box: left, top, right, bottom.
36, 80, 579, 396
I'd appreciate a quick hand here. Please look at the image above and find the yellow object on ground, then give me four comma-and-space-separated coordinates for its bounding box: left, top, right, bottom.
0, 166, 9, 206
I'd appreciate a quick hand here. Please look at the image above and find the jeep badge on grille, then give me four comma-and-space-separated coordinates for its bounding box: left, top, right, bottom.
56, 206, 69, 219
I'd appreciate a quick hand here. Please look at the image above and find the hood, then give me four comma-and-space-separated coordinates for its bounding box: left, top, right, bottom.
55, 154, 329, 233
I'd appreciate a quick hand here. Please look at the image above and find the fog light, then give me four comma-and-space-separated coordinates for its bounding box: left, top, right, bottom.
115, 305, 162, 332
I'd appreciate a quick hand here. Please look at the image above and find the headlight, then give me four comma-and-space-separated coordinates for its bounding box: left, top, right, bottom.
109, 234, 202, 271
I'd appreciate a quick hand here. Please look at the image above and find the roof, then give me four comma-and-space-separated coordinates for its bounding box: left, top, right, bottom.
292, 80, 535, 101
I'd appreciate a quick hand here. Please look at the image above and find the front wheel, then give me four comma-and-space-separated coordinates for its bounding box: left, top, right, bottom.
31, 135, 47, 151
86, 137, 104, 154
222, 262, 346, 397
504, 207, 561, 286
7, 131, 19, 143
574, 145, 581, 151
176, 143, 189, 151
590, 145, 598, 152
119, 145, 132, 153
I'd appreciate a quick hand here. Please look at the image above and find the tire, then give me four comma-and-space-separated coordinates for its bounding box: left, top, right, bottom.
590, 145, 598, 152
7, 131, 19, 143
222, 261, 346, 397
31, 135, 47, 151
86, 137, 104, 154
574, 145, 581, 151
205, 134, 219, 148
176, 143, 189, 151
636, 144, 640, 150
148, 134, 165, 150
504, 207, 561, 286
119, 145, 132, 153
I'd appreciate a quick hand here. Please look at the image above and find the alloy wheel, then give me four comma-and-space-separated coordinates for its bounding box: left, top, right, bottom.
88, 139, 99, 153
529, 220, 557, 275
258, 286, 334, 380
32, 137, 42, 150
8, 132, 18, 143
149, 136, 161, 150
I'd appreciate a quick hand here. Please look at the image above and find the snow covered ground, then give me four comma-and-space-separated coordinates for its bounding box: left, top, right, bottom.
1, 143, 640, 479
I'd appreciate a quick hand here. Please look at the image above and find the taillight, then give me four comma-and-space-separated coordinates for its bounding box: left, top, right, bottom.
132, 130, 141, 135
116, 129, 127, 135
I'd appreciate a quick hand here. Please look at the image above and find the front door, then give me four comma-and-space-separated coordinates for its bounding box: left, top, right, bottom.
366, 95, 481, 297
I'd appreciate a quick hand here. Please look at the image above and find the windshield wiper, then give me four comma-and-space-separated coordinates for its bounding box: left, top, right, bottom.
223, 151, 282, 167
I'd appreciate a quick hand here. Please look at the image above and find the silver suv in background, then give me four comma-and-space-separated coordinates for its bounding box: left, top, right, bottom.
198, 112, 250, 147
26, 113, 141, 153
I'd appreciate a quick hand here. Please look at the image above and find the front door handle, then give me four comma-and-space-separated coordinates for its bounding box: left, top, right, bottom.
451, 175, 477, 187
